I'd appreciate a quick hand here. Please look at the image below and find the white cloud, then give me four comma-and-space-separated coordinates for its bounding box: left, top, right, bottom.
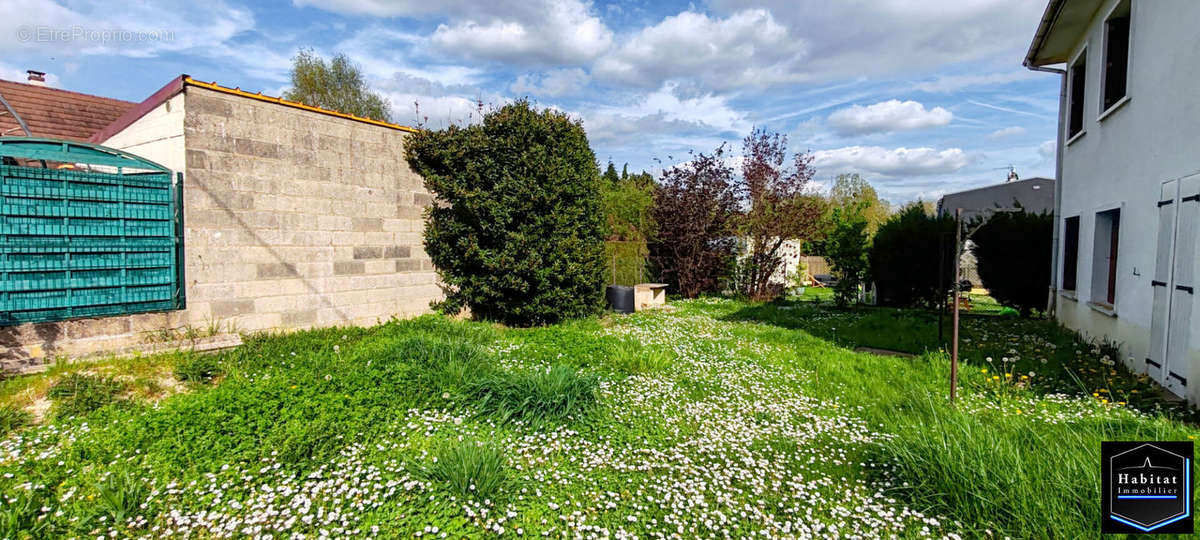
0, 0, 254, 58
599, 83, 750, 134
914, 70, 1041, 93
510, 68, 591, 97
1038, 139, 1057, 160
302, 0, 613, 66
707, 0, 1046, 82
374, 72, 504, 128
579, 82, 751, 149
432, 2, 612, 66
988, 126, 1027, 139
827, 100, 953, 136
593, 9, 806, 90
812, 146, 970, 176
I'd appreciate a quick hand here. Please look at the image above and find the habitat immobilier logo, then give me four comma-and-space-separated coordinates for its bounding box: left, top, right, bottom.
1101, 441, 1193, 534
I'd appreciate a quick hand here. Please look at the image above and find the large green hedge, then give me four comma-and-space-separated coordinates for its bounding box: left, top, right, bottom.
971, 210, 1053, 316
868, 204, 955, 308
404, 102, 606, 326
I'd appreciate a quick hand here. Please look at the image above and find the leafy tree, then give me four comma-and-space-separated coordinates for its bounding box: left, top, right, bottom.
971, 210, 1053, 316
869, 203, 955, 308
404, 101, 606, 326
829, 173, 892, 235
602, 162, 620, 185
650, 146, 739, 298
734, 128, 825, 301
283, 49, 391, 121
826, 206, 870, 307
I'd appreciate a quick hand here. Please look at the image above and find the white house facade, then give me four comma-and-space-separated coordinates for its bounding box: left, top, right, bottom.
1026, 0, 1200, 400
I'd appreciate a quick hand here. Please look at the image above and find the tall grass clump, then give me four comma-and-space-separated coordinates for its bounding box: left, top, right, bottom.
0, 404, 31, 437
96, 470, 149, 525
469, 366, 598, 425
375, 335, 493, 401
415, 439, 509, 500
46, 373, 125, 418
174, 354, 223, 384
606, 338, 674, 374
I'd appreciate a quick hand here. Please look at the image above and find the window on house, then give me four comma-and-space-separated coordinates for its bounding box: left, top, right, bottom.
1102, 1, 1131, 112
1063, 216, 1080, 291
1069, 52, 1087, 138
1092, 209, 1121, 306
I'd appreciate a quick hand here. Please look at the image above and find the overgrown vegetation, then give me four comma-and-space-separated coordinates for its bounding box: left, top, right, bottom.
0, 300, 1195, 538
406, 101, 607, 326
45, 373, 125, 418
0, 405, 30, 437
971, 209, 1054, 316
173, 354, 223, 384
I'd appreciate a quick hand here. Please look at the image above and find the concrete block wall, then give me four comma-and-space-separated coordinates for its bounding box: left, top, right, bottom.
1, 84, 441, 370
179, 86, 441, 331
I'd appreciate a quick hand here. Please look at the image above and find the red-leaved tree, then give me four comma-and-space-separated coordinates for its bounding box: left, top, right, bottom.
650, 146, 738, 298
734, 128, 825, 301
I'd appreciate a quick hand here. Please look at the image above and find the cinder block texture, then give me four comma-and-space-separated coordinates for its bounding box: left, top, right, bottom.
179, 86, 441, 332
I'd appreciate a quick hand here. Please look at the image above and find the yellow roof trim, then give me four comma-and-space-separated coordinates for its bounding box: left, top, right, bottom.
183, 77, 419, 134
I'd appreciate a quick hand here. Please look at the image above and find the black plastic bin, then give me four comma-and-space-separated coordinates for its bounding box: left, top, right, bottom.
606, 285, 635, 314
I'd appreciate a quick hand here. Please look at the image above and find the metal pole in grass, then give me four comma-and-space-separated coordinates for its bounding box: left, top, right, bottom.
951, 208, 962, 404
948, 207, 1022, 404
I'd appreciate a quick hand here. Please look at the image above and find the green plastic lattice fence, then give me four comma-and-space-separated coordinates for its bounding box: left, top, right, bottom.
0, 138, 183, 326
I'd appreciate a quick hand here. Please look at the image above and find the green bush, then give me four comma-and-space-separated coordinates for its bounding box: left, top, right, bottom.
46, 373, 125, 418
868, 204, 955, 308
825, 206, 870, 307
174, 354, 223, 384
0, 404, 31, 437
970, 210, 1053, 316
405, 101, 607, 326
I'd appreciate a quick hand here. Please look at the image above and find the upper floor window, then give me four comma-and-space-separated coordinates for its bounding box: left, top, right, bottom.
1102, 0, 1131, 112
1068, 51, 1086, 138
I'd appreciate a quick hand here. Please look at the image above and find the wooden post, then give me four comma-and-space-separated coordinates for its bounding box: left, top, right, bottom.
951, 208, 962, 404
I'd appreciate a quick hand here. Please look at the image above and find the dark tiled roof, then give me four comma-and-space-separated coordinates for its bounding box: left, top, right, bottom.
0, 79, 134, 141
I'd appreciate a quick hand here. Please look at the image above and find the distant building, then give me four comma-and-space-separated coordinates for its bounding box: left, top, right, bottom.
1026, 0, 1200, 401
937, 176, 1055, 220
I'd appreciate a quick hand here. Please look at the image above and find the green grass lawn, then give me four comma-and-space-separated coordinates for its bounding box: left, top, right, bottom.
0, 299, 1197, 538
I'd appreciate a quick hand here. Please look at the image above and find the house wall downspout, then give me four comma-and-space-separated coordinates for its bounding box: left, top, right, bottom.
1026, 63, 1067, 316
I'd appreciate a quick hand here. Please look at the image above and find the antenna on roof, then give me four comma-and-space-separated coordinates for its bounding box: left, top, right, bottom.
992, 165, 1019, 182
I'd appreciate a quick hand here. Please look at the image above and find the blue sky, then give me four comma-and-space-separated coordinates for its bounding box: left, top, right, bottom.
0, 0, 1061, 203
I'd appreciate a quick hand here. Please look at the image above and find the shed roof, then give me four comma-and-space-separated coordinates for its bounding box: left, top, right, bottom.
0, 79, 134, 141
938, 177, 1055, 218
